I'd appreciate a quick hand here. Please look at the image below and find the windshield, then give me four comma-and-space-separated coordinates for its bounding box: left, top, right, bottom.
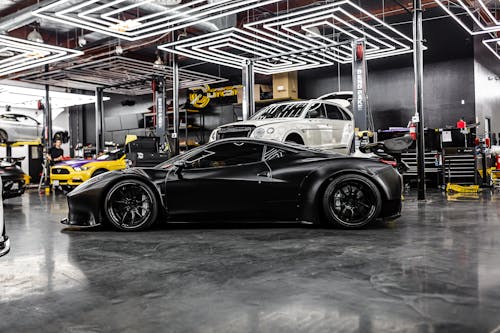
97, 150, 123, 161
251, 102, 308, 120
155, 145, 205, 169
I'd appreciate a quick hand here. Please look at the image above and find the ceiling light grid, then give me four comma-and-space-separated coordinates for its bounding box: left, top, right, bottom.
0, 35, 83, 77
33, 0, 283, 41
244, 1, 415, 63
434, 0, 500, 35
17, 56, 227, 95
159, 1, 416, 74
159, 27, 336, 75
482, 37, 500, 60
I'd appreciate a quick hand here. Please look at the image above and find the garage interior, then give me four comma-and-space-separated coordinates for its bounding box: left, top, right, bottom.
1, 0, 500, 332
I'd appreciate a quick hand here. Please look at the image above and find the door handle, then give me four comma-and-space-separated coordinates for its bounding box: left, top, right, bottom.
257, 171, 270, 178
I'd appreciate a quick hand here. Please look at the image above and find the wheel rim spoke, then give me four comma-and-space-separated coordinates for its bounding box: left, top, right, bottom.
330, 180, 375, 225
108, 183, 153, 228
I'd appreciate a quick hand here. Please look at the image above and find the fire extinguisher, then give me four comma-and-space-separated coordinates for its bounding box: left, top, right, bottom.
495, 154, 500, 171
409, 122, 417, 141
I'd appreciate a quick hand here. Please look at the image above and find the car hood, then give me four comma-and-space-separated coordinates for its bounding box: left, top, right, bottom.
56, 159, 99, 168
219, 118, 299, 128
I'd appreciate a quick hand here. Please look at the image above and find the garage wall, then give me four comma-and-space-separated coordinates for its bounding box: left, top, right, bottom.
299, 57, 476, 130
473, 36, 500, 139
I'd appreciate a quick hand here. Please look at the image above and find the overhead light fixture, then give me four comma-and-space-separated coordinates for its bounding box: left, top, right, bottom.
434, 0, 500, 35
159, 1, 417, 74
27, 28, 44, 43
115, 45, 123, 55
483, 37, 500, 60
15, 56, 227, 95
0, 35, 83, 77
33, 0, 283, 41
153, 55, 164, 68
77, 36, 87, 47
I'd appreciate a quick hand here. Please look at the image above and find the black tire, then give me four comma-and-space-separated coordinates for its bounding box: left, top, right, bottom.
104, 179, 158, 231
92, 169, 108, 177
322, 174, 382, 228
0, 130, 7, 143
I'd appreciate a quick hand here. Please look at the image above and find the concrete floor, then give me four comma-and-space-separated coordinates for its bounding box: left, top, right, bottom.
1, 190, 500, 333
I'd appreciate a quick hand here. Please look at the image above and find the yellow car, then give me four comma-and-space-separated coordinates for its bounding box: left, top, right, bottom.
51, 150, 127, 189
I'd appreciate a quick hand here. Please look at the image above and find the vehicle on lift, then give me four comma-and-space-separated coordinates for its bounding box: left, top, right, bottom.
209, 99, 354, 155
61, 138, 402, 231
0, 157, 29, 199
0, 178, 10, 257
50, 149, 127, 190
0, 113, 69, 143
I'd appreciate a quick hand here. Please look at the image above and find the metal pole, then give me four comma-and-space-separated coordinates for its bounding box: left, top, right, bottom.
45, 83, 52, 148
172, 54, 180, 156
414, 0, 426, 200
242, 60, 255, 121
95, 87, 104, 155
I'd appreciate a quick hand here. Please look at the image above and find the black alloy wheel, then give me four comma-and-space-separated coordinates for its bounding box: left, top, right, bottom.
104, 180, 158, 231
322, 174, 381, 228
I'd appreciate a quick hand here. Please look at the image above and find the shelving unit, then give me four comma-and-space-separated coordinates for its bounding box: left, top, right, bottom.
167, 108, 206, 151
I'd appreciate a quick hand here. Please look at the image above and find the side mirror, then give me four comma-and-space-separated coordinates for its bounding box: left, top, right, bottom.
174, 160, 188, 178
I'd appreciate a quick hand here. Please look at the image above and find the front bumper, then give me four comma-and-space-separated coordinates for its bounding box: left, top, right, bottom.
51, 171, 91, 187
61, 190, 102, 227
0, 235, 10, 257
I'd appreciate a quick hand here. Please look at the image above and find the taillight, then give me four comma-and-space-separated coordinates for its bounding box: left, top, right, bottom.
379, 159, 397, 167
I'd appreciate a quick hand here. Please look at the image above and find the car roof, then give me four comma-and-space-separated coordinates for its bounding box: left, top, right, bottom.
209, 137, 337, 155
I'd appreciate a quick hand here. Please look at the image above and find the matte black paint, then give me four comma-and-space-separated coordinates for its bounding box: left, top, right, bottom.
64, 139, 402, 228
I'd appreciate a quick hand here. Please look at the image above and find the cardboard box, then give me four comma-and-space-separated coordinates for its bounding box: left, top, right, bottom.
273, 71, 298, 99
237, 84, 272, 103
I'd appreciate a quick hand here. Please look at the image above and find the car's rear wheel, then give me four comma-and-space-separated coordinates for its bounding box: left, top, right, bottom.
322, 174, 381, 228
104, 180, 158, 231
0, 130, 8, 143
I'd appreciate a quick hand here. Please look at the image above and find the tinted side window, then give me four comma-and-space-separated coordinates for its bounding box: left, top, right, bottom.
187, 142, 264, 169
324, 104, 344, 120
307, 103, 326, 119
264, 147, 289, 161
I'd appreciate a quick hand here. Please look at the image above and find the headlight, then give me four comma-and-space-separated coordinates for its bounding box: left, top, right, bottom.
253, 127, 266, 138
73, 166, 89, 172
267, 127, 275, 134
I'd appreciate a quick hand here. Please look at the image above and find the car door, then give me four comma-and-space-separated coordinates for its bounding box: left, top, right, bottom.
165, 141, 273, 219
324, 102, 353, 153
16, 115, 39, 140
301, 102, 330, 148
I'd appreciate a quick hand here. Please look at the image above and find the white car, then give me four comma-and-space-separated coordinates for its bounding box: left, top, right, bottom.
210, 99, 354, 154
0, 113, 68, 143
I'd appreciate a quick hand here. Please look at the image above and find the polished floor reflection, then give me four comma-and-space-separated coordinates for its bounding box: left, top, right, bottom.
1, 190, 500, 332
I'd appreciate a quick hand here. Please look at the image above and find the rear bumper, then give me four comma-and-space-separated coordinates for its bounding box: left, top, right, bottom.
0, 235, 10, 257
380, 199, 402, 220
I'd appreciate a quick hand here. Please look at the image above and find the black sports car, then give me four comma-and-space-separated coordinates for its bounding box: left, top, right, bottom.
62, 138, 402, 231
0, 157, 27, 199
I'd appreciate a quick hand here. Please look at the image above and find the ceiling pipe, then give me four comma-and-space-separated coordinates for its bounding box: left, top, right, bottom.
0, 0, 54, 33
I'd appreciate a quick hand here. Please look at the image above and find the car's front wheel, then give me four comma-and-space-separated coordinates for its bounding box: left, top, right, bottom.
322, 174, 381, 228
104, 180, 158, 231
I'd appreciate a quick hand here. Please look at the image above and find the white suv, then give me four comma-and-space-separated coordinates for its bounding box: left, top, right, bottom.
209, 99, 354, 154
